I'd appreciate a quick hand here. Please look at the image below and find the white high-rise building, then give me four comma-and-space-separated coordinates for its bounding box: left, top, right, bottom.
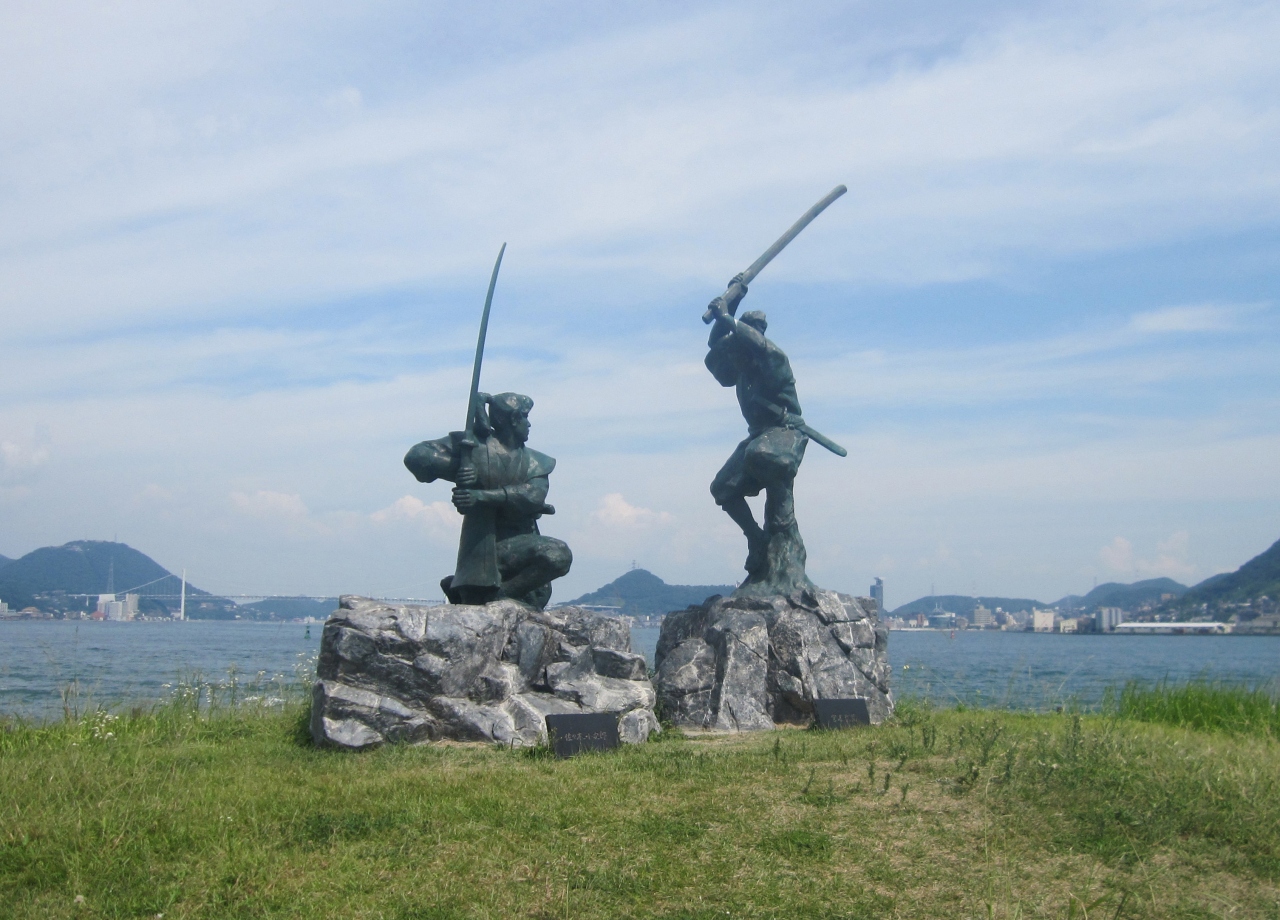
97, 593, 139, 621
1032, 609, 1056, 632
1095, 607, 1126, 632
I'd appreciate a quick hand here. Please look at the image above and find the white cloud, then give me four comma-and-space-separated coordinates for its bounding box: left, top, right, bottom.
1099, 531, 1197, 581
371, 496, 460, 532
1, 3, 1278, 603
1100, 536, 1136, 572
230, 490, 310, 519
591, 493, 675, 529
134, 484, 175, 503
1129, 304, 1251, 334
3, 2, 1280, 335
325, 87, 363, 114
0, 438, 50, 477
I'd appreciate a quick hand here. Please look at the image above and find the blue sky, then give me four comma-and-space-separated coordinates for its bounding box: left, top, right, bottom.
1, 0, 1278, 607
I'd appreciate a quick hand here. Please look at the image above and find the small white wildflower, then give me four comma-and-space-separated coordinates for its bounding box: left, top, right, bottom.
74, 894, 86, 905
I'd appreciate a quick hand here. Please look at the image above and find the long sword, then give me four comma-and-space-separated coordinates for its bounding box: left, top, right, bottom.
453, 243, 506, 593
464, 242, 506, 431
702, 185, 846, 324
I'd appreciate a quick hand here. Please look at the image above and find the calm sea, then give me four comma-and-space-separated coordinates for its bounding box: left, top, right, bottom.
2, 620, 1277, 719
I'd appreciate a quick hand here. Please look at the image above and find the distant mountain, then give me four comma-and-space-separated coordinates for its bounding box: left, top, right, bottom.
1054, 578, 1187, 611
1177, 537, 1280, 612
891, 595, 1044, 617
238, 597, 337, 621
567, 569, 735, 616
0, 554, 11, 570
1190, 571, 1232, 592
0, 540, 234, 618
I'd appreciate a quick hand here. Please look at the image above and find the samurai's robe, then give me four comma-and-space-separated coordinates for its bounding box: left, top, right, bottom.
404, 433, 571, 609
704, 320, 808, 508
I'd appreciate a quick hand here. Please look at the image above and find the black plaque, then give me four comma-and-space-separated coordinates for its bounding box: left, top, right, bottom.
812, 698, 871, 730
545, 712, 620, 758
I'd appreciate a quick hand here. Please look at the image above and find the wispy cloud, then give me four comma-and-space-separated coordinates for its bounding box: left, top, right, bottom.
1128, 303, 1261, 333
3, 2, 1279, 336
1099, 531, 1198, 581
230, 490, 311, 520
591, 493, 675, 529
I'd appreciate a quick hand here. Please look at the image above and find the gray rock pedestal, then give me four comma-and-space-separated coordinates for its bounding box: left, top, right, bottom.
311, 595, 659, 750
653, 589, 892, 731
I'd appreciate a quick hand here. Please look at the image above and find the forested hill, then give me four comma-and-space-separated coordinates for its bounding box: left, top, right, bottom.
1178, 536, 1280, 610
891, 595, 1044, 617
239, 597, 337, 620
567, 569, 735, 615
1054, 577, 1187, 611
0, 541, 235, 617
0, 554, 11, 570
0, 541, 176, 609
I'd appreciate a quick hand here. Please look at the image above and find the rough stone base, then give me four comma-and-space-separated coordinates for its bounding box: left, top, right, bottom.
653, 588, 892, 731
311, 596, 659, 750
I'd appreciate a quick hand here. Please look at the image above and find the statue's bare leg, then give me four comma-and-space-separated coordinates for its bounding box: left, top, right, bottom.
763, 482, 796, 535
719, 495, 768, 573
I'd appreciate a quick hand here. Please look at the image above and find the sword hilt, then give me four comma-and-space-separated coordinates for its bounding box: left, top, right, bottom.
699, 184, 845, 324
701, 278, 749, 325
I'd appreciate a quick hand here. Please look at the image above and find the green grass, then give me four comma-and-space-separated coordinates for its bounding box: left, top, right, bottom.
1112, 679, 1280, 738
1, 689, 1278, 919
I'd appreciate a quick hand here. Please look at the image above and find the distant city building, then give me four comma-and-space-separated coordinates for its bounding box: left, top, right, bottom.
1059, 617, 1079, 633
1235, 613, 1280, 635
96, 593, 139, 622
1032, 609, 1056, 632
870, 577, 884, 612
1004, 608, 1031, 629
0, 599, 11, 617
1113, 621, 1229, 635
972, 603, 994, 628
1094, 606, 1126, 633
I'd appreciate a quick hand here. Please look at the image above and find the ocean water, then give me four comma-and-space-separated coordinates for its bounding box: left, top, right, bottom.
627, 627, 1280, 710
2, 619, 1277, 719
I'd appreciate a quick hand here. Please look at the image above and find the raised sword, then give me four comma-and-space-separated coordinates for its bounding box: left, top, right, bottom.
702, 184, 847, 324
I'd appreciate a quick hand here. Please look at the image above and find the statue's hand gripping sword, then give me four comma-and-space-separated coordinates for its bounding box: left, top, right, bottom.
701, 185, 846, 324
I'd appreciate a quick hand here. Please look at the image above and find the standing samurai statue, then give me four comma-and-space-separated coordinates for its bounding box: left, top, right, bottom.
699, 186, 849, 597
705, 281, 814, 597
404, 392, 572, 609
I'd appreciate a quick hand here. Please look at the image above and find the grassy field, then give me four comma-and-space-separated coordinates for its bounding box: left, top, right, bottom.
2, 686, 1278, 919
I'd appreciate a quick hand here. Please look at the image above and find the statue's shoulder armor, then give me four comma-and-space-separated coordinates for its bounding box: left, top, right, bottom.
404, 433, 460, 483
525, 448, 556, 479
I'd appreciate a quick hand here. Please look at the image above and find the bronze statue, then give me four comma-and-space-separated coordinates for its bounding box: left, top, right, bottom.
701, 188, 848, 596
404, 245, 571, 609
405, 392, 571, 608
